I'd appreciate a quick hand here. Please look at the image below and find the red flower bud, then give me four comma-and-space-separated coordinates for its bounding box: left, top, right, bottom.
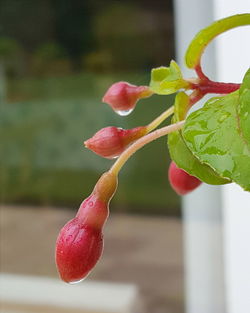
168, 161, 202, 195
55, 216, 103, 283
55, 172, 117, 283
84, 126, 147, 159
102, 81, 152, 115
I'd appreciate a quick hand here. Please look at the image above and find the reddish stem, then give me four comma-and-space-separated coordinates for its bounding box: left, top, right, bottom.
191, 79, 240, 94
189, 90, 204, 105
199, 80, 240, 94
195, 64, 209, 80
193, 64, 240, 95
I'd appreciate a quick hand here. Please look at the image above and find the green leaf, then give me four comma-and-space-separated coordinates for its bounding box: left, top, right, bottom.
183, 74, 250, 191
168, 92, 229, 185
238, 68, 250, 141
185, 14, 250, 69
149, 60, 189, 95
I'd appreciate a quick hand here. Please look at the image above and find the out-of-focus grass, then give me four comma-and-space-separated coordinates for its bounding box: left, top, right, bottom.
1, 72, 180, 215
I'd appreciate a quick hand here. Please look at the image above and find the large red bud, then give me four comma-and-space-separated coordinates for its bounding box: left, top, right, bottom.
55, 217, 103, 283
55, 172, 117, 283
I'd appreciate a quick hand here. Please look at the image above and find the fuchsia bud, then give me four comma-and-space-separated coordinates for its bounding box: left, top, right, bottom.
168, 161, 202, 195
55, 216, 103, 284
84, 126, 147, 159
55, 172, 117, 283
102, 81, 153, 114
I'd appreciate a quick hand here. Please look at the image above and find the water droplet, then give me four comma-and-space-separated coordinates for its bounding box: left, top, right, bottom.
69, 278, 85, 284
115, 108, 134, 116
108, 155, 119, 159
106, 154, 119, 160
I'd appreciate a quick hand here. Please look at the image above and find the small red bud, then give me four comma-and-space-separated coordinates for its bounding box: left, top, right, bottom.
168, 161, 202, 195
55, 172, 117, 283
84, 126, 147, 159
102, 81, 152, 113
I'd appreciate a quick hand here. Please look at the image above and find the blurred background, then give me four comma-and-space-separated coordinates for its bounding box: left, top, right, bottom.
0, 0, 179, 213
0, 1, 184, 313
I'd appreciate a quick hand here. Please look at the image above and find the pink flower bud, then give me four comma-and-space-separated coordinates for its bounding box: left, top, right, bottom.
55, 217, 103, 283
168, 161, 202, 195
55, 172, 117, 283
102, 81, 152, 113
84, 126, 147, 159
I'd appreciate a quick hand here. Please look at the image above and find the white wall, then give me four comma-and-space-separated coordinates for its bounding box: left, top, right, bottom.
174, 1, 225, 312
213, 2, 250, 313
174, 1, 250, 312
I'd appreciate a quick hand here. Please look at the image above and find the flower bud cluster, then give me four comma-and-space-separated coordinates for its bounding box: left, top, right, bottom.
56, 79, 198, 284
55, 15, 244, 283
55, 172, 117, 283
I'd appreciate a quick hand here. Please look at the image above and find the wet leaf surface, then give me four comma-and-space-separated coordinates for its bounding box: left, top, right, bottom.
168, 92, 229, 184
183, 69, 250, 190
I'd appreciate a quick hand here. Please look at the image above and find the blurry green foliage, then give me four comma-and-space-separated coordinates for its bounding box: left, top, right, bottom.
31, 42, 71, 77
2, 73, 179, 215
0, 0, 179, 215
0, 37, 20, 58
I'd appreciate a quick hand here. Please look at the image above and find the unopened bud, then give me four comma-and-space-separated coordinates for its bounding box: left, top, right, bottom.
55, 172, 118, 283
84, 126, 147, 159
55, 217, 103, 283
102, 81, 152, 114
168, 161, 202, 195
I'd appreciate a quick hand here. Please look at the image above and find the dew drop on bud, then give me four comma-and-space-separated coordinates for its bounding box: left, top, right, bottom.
115, 108, 134, 116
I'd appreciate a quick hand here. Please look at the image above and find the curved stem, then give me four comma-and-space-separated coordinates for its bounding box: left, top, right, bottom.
195, 64, 209, 80
146, 106, 174, 133
110, 120, 185, 176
